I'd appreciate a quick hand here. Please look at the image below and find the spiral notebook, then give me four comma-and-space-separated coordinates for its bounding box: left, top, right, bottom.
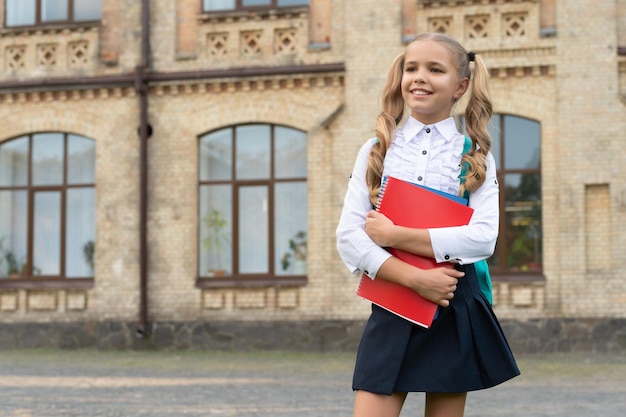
357, 176, 474, 328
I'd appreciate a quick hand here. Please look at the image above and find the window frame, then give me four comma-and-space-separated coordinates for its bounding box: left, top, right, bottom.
0, 132, 95, 290
489, 114, 543, 280
202, 0, 309, 13
4, 0, 101, 28
196, 123, 308, 289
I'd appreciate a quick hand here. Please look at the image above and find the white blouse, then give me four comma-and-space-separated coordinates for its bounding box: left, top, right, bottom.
336, 116, 499, 279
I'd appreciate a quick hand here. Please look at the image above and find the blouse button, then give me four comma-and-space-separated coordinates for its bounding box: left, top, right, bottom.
425, 128, 431, 133
417, 176, 423, 181
422, 150, 427, 155
444, 255, 450, 260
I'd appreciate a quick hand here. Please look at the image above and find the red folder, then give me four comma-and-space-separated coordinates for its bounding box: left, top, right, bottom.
356, 176, 474, 328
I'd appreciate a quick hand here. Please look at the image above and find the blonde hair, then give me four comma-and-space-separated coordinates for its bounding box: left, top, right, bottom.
366, 32, 492, 205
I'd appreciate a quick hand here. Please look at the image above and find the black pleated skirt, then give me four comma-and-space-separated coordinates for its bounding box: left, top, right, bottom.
352, 263, 520, 395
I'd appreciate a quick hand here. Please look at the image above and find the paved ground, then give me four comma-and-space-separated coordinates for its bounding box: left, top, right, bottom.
0, 349, 624, 416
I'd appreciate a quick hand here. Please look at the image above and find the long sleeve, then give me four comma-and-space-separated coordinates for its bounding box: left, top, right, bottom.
336, 139, 393, 278
428, 152, 499, 264
336, 117, 500, 277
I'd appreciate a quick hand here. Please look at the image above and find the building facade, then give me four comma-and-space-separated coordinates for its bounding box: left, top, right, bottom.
0, 0, 625, 352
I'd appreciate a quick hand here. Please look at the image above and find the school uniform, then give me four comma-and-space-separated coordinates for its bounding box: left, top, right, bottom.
336, 116, 520, 394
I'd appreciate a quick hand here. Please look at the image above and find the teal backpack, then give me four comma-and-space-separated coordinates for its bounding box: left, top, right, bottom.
460, 137, 493, 305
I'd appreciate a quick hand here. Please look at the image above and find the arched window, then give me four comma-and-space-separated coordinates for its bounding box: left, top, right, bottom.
488, 114, 542, 275
5, 0, 102, 27
198, 124, 307, 285
0, 133, 96, 282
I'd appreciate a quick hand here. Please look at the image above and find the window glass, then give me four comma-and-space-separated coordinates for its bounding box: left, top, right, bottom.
32, 133, 64, 186
444, 114, 541, 274
503, 115, 540, 169
236, 125, 270, 180
203, 0, 235, 10
6, 0, 102, 26
275, 126, 307, 178
203, 0, 308, 11
0, 133, 95, 281
5, 0, 36, 26
199, 185, 232, 276
504, 173, 542, 271
65, 188, 95, 277
198, 124, 307, 279
200, 129, 232, 181
275, 182, 307, 275
488, 115, 501, 168
67, 134, 95, 184
0, 137, 29, 187
74, 0, 102, 21
277, 0, 309, 5
238, 186, 269, 273
488, 115, 542, 274
41, 0, 68, 22
0, 190, 28, 278
243, 0, 271, 6
33, 191, 61, 275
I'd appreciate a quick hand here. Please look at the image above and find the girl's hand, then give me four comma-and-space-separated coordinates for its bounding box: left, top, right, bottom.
365, 210, 396, 247
411, 267, 465, 307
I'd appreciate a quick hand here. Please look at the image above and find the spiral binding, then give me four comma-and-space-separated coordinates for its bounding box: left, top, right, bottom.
375, 175, 390, 211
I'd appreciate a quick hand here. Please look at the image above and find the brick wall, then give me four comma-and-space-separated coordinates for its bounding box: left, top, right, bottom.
0, 0, 625, 340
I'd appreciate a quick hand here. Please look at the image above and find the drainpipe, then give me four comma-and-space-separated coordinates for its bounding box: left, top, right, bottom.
0, 0, 344, 335
136, 0, 151, 338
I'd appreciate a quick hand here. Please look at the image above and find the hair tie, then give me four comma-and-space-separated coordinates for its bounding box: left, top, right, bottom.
467, 51, 476, 62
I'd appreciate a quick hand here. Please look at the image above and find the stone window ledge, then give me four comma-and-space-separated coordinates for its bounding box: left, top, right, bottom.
196, 276, 306, 289
198, 6, 309, 22
0, 278, 94, 290
0, 21, 100, 37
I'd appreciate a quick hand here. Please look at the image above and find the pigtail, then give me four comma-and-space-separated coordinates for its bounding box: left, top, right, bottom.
366, 32, 492, 200
460, 52, 492, 196
366, 53, 406, 206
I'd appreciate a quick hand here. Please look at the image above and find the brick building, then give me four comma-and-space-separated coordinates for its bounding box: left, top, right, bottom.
0, 0, 625, 352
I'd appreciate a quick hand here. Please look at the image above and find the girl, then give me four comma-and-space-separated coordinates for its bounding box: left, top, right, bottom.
336, 32, 520, 417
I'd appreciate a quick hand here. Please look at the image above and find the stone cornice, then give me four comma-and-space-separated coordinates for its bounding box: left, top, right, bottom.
149, 73, 344, 97
478, 45, 556, 59
0, 63, 345, 103
474, 46, 556, 78
489, 64, 555, 78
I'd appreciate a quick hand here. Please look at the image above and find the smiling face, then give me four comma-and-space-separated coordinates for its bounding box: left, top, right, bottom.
401, 39, 469, 125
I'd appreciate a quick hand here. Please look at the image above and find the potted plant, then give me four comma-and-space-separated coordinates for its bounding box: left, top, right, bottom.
4, 250, 21, 278
280, 230, 307, 274
0, 236, 4, 276
202, 208, 231, 276
83, 240, 95, 273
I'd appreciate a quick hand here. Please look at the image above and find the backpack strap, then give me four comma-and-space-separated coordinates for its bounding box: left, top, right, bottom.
460, 136, 493, 305
459, 136, 471, 200
462, 135, 472, 155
